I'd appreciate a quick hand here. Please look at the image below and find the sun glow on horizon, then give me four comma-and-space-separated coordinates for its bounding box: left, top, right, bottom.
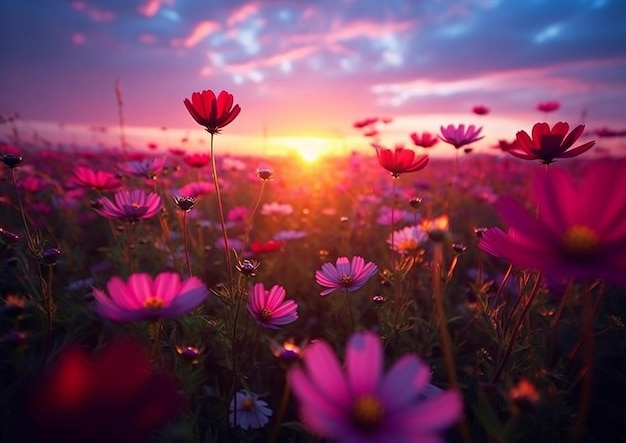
268, 136, 337, 163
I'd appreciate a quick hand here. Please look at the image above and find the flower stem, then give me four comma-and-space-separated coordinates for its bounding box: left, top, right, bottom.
270, 376, 290, 443
209, 132, 234, 285
240, 180, 266, 256
492, 273, 541, 383
182, 211, 192, 277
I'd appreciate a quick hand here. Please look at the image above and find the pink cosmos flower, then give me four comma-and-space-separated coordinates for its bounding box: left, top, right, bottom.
178, 181, 214, 199
94, 189, 162, 222
372, 143, 429, 178
508, 121, 595, 164
72, 166, 122, 192
288, 331, 463, 443
183, 153, 211, 168
478, 160, 626, 286
315, 256, 378, 296
410, 131, 439, 148
92, 272, 209, 322
247, 283, 298, 329
439, 124, 484, 150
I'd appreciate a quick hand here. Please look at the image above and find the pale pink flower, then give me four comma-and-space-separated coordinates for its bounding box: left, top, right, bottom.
315, 256, 378, 296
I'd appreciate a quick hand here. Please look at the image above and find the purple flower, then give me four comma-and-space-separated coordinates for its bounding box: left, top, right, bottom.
288, 331, 463, 442
118, 157, 165, 179
478, 160, 626, 286
247, 283, 298, 329
315, 256, 378, 296
439, 124, 484, 150
92, 272, 209, 322
94, 189, 162, 222
229, 390, 272, 430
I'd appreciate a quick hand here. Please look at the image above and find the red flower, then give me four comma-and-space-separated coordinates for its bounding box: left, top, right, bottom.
353, 117, 378, 129
472, 105, 490, 115
509, 121, 595, 164
183, 89, 241, 134
183, 153, 211, 168
537, 101, 560, 113
410, 131, 439, 148
28, 338, 182, 443
372, 143, 429, 178
251, 239, 284, 254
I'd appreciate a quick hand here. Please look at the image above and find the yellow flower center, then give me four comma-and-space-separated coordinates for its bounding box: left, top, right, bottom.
562, 225, 598, 257
351, 395, 384, 431
341, 275, 353, 287
260, 308, 272, 321
241, 398, 253, 411
144, 296, 164, 309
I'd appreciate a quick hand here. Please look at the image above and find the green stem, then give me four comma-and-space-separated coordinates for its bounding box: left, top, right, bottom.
270, 377, 290, 443
209, 132, 234, 286
240, 180, 266, 256
182, 211, 192, 277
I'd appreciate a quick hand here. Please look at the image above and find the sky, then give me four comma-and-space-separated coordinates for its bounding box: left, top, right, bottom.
1, 0, 625, 158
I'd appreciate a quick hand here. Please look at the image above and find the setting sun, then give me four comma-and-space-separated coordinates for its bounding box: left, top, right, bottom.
269, 136, 336, 163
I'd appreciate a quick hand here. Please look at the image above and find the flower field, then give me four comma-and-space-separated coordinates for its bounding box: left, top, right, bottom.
1, 90, 625, 443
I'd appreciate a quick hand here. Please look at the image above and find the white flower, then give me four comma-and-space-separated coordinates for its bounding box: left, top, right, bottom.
229, 390, 272, 430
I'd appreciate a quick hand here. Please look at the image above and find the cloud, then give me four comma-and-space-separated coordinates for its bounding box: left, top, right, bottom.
137, 0, 174, 17
71, 0, 114, 22
226, 2, 259, 27
171, 21, 222, 48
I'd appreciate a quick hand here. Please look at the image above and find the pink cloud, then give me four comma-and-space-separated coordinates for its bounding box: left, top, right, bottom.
71, 33, 86, 45
171, 21, 221, 48
71, 0, 114, 22
137, 0, 173, 17
226, 2, 259, 27
138, 33, 157, 44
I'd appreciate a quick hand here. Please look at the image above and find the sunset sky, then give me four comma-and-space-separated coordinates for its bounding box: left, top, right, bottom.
1, 0, 625, 157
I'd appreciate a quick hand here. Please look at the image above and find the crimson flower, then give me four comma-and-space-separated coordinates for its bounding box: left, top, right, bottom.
472, 105, 490, 115
247, 283, 298, 329
353, 117, 378, 129
250, 239, 284, 254
537, 101, 560, 113
478, 160, 626, 286
440, 124, 484, 150
28, 338, 182, 443
372, 143, 429, 178
183, 153, 211, 168
410, 131, 439, 148
184, 89, 241, 134
508, 121, 595, 164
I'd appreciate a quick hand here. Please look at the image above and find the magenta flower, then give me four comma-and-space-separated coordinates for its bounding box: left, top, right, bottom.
478, 160, 626, 286
72, 166, 122, 192
92, 272, 209, 322
247, 283, 298, 329
288, 331, 463, 443
94, 189, 162, 222
410, 131, 439, 148
315, 256, 378, 296
439, 124, 484, 150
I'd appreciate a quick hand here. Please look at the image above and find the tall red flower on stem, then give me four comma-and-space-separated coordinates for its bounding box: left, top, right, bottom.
372, 144, 429, 178
508, 121, 595, 164
183, 90, 241, 134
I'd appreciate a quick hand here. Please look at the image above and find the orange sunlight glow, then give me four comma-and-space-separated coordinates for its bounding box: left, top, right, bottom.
269, 136, 336, 163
